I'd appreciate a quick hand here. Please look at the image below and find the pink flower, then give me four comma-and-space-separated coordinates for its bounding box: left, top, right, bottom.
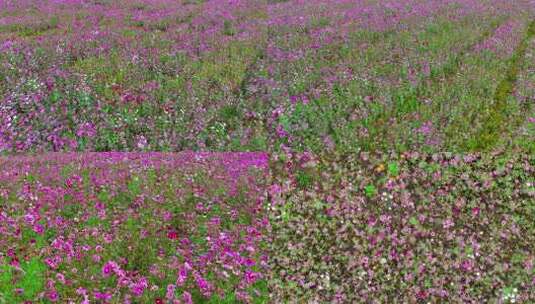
76, 122, 97, 138
92, 254, 101, 263
130, 277, 148, 297
416, 289, 428, 300
461, 259, 474, 272
244, 270, 260, 285
94, 291, 112, 301
45, 256, 60, 269
243, 258, 255, 267
33, 223, 45, 235
195, 275, 212, 297
167, 230, 179, 240
137, 136, 148, 149
275, 125, 288, 138
24, 213, 36, 224
176, 266, 188, 286
102, 261, 114, 278
47, 290, 59, 302
182, 292, 193, 304
76, 287, 87, 296
162, 211, 172, 222
166, 284, 176, 300
94, 201, 105, 210
56, 273, 66, 284
442, 219, 454, 229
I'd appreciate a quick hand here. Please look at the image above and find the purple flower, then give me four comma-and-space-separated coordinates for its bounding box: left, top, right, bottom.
76, 122, 97, 138
176, 266, 188, 286
182, 292, 193, 304
94, 291, 112, 301
276, 125, 288, 138
195, 275, 212, 297
33, 223, 45, 235
24, 213, 36, 224
442, 219, 454, 229
244, 270, 260, 285
137, 135, 148, 149
47, 290, 59, 302
166, 284, 176, 300
461, 259, 474, 272
102, 261, 115, 278
128, 277, 148, 297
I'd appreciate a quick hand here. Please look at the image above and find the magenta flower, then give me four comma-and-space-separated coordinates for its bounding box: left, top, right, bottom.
130, 277, 148, 297
24, 213, 36, 224
176, 265, 188, 286
244, 270, 260, 285
166, 284, 176, 300
56, 273, 66, 284
275, 125, 288, 138
442, 219, 454, 229
137, 136, 148, 149
102, 261, 114, 278
76, 287, 87, 296
44, 256, 60, 269
47, 290, 59, 302
94, 291, 113, 301
33, 223, 45, 235
76, 122, 97, 138
461, 259, 474, 272
195, 275, 212, 297
182, 292, 193, 304
167, 230, 179, 240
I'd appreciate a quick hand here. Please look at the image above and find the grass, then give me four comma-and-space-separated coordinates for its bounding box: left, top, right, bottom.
2, 2, 533, 153
468, 19, 535, 151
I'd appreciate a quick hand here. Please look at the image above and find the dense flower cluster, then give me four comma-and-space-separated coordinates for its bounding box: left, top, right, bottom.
268, 152, 535, 303
2, 0, 535, 303
0, 153, 269, 303
0, 0, 533, 153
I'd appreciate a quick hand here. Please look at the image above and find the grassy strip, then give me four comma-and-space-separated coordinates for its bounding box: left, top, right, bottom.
356, 17, 507, 152
468, 20, 535, 151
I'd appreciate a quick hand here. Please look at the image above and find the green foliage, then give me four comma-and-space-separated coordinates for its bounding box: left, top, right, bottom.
364, 184, 376, 198
59, 203, 82, 219
19, 258, 46, 301
296, 170, 313, 189
0, 264, 15, 303
387, 162, 399, 176
127, 175, 142, 197
223, 20, 236, 36
0, 259, 46, 302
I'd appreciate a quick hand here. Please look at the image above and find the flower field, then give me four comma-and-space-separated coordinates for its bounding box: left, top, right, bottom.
269, 152, 535, 302
1, 0, 534, 153
0, 153, 270, 303
1, 0, 535, 303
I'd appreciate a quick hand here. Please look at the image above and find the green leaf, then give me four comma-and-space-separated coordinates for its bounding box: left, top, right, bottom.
364, 184, 376, 198
388, 162, 399, 176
